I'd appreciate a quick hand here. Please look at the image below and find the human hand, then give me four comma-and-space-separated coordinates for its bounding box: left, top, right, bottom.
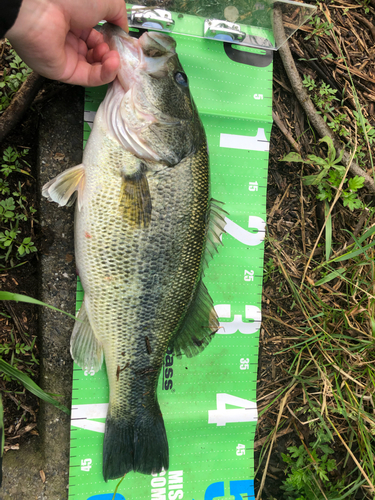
6, 0, 128, 86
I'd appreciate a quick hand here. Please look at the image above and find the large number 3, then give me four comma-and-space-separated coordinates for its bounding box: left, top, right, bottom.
215, 304, 261, 335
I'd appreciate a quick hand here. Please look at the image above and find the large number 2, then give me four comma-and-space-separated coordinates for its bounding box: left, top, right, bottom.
225, 216, 265, 246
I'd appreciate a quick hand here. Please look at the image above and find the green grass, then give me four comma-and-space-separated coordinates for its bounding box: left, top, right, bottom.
261, 222, 375, 498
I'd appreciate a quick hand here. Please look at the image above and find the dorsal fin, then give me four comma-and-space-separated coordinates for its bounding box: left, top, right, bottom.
203, 199, 228, 271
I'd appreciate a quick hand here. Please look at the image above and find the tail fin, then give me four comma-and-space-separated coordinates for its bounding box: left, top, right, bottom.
103, 408, 169, 481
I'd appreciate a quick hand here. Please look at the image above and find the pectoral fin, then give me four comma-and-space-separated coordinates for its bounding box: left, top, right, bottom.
42, 164, 85, 211
70, 300, 103, 372
168, 279, 218, 358
121, 168, 152, 229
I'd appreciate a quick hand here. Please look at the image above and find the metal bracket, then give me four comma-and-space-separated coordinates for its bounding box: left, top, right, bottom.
204, 19, 246, 43
129, 7, 175, 31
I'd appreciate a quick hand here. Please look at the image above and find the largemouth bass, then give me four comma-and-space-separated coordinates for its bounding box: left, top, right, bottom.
42, 23, 226, 481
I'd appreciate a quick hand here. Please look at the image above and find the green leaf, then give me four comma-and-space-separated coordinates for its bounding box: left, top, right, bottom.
319, 136, 336, 163
281, 152, 304, 163
325, 202, 332, 260
306, 154, 329, 167
333, 239, 375, 262
315, 269, 346, 286
333, 147, 344, 165
343, 194, 362, 211
0, 292, 78, 321
0, 359, 69, 415
348, 176, 365, 191
303, 167, 330, 185
302, 175, 319, 186
358, 225, 375, 244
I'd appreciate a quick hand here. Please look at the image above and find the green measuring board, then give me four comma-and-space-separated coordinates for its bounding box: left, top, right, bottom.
69, 29, 272, 500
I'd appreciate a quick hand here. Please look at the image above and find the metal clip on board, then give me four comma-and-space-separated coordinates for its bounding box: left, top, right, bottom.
204, 19, 246, 43
127, 1, 316, 51
129, 7, 175, 31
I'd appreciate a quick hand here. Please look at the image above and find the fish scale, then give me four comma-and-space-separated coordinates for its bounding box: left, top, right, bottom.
42, 24, 226, 481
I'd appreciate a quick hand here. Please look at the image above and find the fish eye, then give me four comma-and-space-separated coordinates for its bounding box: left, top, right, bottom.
174, 72, 188, 87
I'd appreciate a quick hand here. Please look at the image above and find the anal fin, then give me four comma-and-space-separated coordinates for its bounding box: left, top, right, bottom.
70, 300, 103, 372
168, 279, 219, 358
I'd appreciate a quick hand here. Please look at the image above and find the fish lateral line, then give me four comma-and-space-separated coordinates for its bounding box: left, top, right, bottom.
135, 366, 158, 377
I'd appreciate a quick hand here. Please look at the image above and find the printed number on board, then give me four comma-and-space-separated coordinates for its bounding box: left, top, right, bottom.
81, 458, 92, 471
208, 393, 257, 426
240, 358, 249, 370
244, 270, 254, 282
236, 444, 246, 456
225, 216, 265, 246
203, 479, 253, 500
215, 304, 261, 334
84, 368, 95, 376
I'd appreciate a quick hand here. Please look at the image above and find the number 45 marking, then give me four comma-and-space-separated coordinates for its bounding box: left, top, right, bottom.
208, 393, 257, 426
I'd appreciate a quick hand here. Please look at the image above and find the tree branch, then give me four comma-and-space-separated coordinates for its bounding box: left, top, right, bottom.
0, 71, 45, 143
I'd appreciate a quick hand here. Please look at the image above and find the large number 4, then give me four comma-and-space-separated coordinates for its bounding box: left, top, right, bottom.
208, 393, 257, 426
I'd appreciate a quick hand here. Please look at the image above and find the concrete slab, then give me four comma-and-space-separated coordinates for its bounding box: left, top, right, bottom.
2, 85, 84, 500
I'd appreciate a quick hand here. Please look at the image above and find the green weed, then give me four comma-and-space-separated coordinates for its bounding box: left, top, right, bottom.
1, 146, 30, 177
265, 231, 375, 498
0, 147, 37, 264
305, 15, 334, 47
0, 45, 31, 114
282, 136, 364, 211
263, 256, 280, 284
281, 428, 340, 500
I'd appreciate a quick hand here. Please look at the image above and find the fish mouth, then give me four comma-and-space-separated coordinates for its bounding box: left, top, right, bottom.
101, 24, 182, 162
103, 24, 176, 92
102, 24, 140, 93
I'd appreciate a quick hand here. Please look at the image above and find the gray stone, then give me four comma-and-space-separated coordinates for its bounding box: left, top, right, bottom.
1, 85, 84, 500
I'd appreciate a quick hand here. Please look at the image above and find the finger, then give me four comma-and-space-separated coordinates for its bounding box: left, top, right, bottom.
101, 1, 128, 32
77, 37, 89, 57
84, 28, 105, 48
87, 42, 110, 64
99, 51, 121, 84
65, 31, 88, 58
62, 51, 120, 86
